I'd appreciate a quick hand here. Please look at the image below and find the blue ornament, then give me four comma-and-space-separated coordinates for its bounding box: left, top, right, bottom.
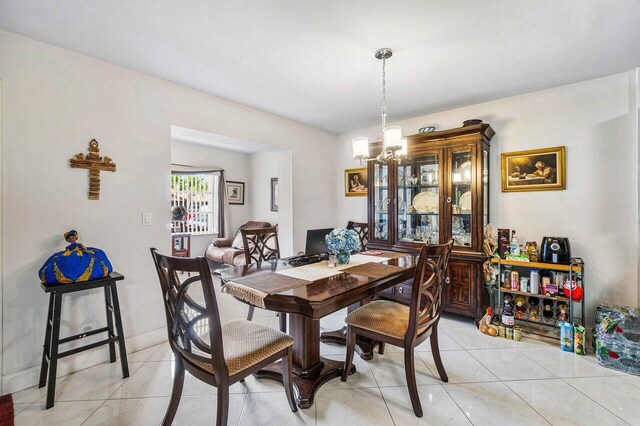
39, 230, 113, 284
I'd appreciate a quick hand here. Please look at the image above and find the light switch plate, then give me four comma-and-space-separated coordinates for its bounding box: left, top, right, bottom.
142, 212, 152, 226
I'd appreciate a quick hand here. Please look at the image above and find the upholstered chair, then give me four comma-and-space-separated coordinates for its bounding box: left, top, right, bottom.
341, 241, 454, 417
346, 221, 369, 250
150, 249, 297, 426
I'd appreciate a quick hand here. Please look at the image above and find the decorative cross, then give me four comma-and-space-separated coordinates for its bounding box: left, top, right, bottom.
69, 139, 116, 200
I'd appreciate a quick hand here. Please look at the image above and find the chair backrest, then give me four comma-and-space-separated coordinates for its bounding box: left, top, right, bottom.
346, 221, 369, 250
240, 226, 280, 265
150, 248, 228, 378
407, 240, 454, 341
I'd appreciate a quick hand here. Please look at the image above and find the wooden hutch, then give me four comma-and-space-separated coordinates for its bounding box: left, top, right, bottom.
367, 121, 495, 320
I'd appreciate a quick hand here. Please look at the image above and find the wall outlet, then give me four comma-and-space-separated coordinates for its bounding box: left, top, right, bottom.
142, 212, 152, 226
81, 324, 93, 334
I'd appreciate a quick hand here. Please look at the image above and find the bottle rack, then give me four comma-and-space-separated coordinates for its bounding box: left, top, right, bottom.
490, 256, 585, 340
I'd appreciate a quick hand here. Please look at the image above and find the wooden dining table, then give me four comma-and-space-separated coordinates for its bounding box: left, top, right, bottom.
215, 252, 416, 408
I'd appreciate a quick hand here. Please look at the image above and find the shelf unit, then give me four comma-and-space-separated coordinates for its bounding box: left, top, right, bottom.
491, 255, 585, 339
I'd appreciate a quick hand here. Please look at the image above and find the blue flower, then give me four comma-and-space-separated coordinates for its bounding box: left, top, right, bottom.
325, 228, 360, 253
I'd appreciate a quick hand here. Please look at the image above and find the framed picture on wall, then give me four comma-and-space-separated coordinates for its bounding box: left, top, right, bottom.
344, 167, 368, 197
226, 181, 245, 204
501, 146, 566, 192
271, 178, 278, 212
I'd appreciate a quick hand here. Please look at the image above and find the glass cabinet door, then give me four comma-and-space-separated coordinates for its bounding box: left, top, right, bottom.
396, 153, 440, 245
372, 162, 390, 241
450, 149, 473, 248
483, 149, 489, 229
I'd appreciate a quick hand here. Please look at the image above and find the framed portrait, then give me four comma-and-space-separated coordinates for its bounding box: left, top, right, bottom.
501, 146, 566, 192
226, 181, 245, 205
344, 167, 368, 197
270, 178, 278, 212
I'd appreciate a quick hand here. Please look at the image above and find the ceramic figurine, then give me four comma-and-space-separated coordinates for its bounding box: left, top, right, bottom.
39, 230, 113, 284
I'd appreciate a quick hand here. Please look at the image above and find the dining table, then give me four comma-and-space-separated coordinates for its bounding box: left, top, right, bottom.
215, 251, 416, 408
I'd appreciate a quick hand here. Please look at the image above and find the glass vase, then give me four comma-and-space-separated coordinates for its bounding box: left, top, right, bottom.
336, 251, 351, 265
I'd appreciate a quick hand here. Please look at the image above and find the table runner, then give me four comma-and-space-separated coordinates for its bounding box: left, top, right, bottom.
221, 274, 310, 309
275, 254, 389, 281
342, 262, 408, 279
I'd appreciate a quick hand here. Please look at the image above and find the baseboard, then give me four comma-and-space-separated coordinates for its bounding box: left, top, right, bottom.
2, 327, 167, 394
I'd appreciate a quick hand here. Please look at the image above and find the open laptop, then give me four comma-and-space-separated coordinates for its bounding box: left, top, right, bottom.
304, 228, 333, 255
285, 228, 333, 266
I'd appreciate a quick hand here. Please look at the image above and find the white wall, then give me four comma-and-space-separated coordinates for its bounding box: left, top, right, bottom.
0, 30, 336, 392
336, 71, 640, 324
249, 152, 280, 225
170, 140, 252, 256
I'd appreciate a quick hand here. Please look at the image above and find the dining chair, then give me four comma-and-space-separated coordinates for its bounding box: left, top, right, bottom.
240, 227, 287, 332
341, 241, 454, 418
346, 221, 369, 250
150, 249, 297, 426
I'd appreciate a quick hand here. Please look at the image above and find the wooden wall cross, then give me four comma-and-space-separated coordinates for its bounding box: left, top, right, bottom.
70, 139, 116, 200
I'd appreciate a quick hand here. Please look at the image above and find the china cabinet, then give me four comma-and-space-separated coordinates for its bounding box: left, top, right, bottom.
367, 121, 495, 320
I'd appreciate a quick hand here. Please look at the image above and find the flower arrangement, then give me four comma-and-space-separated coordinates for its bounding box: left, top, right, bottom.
326, 228, 360, 264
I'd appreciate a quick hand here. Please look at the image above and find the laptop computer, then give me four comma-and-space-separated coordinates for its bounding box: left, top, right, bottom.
305, 228, 333, 255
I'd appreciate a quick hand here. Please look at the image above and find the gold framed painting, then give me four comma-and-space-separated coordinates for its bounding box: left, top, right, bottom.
344, 167, 368, 196
501, 146, 566, 192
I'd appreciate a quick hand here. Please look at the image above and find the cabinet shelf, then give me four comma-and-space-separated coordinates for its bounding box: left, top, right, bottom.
490, 257, 582, 272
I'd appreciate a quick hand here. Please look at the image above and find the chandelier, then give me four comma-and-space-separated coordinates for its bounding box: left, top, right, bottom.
352, 48, 407, 164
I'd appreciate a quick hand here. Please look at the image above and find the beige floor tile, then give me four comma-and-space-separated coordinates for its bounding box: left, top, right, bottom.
38, 361, 143, 401
11, 376, 69, 404
110, 361, 191, 399
445, 382, 549, 425
468, 348, 556, 381
381, 384, 472, 425
321, 354, 378, 390
565, 376, 640, 424
418, 350, 498, 384
507, 379, 627, 425
519, 347, 621, 378
127, 343, 165, 362
15, 400, 103, 426
239, 392, 314, 425
316, 388, 393, 425
368, 351, 438, 387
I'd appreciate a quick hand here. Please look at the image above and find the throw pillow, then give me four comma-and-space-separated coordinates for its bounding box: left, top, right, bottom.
232, 232, 244, 250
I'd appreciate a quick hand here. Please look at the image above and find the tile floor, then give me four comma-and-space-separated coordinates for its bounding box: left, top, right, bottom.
12, 287, 640, 425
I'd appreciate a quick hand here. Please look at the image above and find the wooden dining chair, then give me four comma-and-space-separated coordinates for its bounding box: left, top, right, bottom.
150, 249, 297, 426
346, 221, 369, 250
240, 227, 287, 332
341, 241, 454, 418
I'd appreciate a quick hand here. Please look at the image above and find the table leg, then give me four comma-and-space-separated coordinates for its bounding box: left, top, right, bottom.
254, 313, 355, 409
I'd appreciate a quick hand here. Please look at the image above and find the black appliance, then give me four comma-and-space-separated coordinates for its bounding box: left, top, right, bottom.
540, 237, 571, 264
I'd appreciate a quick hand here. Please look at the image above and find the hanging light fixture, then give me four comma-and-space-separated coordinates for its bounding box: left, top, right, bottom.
352, 48, 405, 164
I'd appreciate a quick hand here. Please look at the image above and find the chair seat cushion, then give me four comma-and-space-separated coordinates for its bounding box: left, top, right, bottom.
345, 300, 412, 339
186, 320, 293, 376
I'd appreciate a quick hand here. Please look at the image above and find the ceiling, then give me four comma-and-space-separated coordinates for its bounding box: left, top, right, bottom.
1, 1, 639, 133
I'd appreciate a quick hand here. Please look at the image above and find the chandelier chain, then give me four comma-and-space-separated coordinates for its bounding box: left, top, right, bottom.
381, 55, 387, 131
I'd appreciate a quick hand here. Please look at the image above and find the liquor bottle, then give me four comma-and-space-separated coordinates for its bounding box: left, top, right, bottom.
510, 230, 520, 255
501, 295, 515, 327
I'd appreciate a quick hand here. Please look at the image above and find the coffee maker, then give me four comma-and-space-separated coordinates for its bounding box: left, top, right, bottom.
540, 237, 571, 264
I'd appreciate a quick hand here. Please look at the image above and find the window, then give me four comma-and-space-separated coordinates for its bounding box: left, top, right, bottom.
170, 173, 218, 235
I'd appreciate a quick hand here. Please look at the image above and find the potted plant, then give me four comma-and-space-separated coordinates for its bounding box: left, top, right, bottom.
325, 228, 360, 265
